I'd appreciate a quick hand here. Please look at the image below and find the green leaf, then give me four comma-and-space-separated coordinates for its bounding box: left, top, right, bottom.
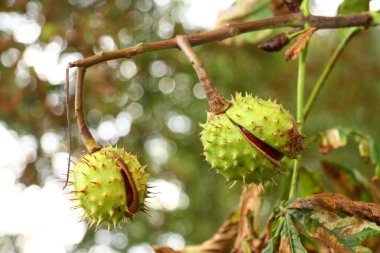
376, 164, 380, 181
291, 208, 380, 252
262, 217, 284, 253
217, 0, 271, 22
254, 174, 293, 237
338, 0, 370, 15
355, 133, 380, 180
241, 239, 251, 253
353, 246, 373, 253
216, 0, 275, 45
282, 213, 308, 253
371, 11, 380, 25
300, 0, 310, 17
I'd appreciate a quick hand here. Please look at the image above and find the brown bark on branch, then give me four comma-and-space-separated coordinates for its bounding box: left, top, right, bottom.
74, 67, 101, 154
69, 12, 375, 68
176, 36, 230, 114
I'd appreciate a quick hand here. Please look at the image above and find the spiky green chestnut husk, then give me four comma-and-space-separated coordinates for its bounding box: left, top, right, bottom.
70, 146, 149, 228
200, 93, 304, 184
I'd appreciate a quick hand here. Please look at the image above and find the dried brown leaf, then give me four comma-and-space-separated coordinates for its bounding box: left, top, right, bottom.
233, 185, 262, 252
258, 32, 290, 52
270, 0, 302, 15
270, 0, 291, 16
282, 0, 302, 12
339, 219, 366, 237
153, 246, 182, 253
318, 129, 347, 154
154, 213, 239, 253
290, 193, 380, 224
279, 237, 291, 253
320, 161, 380, 203
197, 217, 239, 252
310, 226, 351, 253
320, 161, 362, 200
285, 27, 317, 61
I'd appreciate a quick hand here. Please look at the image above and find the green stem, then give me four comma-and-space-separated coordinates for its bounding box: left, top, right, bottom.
301, 0, 311, 17
287, 28, 306, 40
303, 28, 360, 119
288, 160, 301, 199
296, 53, 306, 129
288, 46, 308, 200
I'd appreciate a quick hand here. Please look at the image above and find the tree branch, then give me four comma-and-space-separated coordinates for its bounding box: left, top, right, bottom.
176, 36, 230, 114
74, 66, 101, 154
69, 12, 376, 68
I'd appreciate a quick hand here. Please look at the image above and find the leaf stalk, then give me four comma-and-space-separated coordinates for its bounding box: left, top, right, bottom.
288, 45, 308, 200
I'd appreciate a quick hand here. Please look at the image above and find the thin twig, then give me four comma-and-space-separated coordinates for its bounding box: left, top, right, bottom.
74, 66, 101, 154
176, 35, 230, 114
63, 67, 72, 189
68, 12, 375, 69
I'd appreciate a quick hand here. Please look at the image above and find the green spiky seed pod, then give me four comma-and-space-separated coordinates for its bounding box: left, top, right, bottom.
70, 145, 149, 229
200, 93, 304, 184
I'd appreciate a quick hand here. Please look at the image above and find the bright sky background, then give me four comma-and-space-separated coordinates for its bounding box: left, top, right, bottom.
1, 0, 380, 252
183, 0, 236, 28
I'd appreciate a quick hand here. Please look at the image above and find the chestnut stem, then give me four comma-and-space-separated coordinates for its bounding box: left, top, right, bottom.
288, 45, 308, 200
63, 67, 72, 189
75, 66, 101, 154
176, 35, 230, 114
